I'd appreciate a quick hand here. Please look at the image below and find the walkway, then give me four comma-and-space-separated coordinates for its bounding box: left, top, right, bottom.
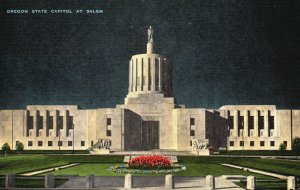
21, 163, 81, 176
222, 163, 288, 179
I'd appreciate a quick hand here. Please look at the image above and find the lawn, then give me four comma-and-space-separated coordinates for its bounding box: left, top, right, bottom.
228, 157, 300, 177
48, 162, 272, 179
0, 154, 123, 175
2, 154, 300, 189
178, 156, 300, 177
1, 154, 299, 179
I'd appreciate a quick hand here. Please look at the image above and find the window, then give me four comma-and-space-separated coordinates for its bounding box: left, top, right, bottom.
240, 141, 244, 147
239, 129, 243, 137
48, 141, 52, 146
258, 114, 264, 130
283, 141, 287, 146
28, 141, 33, 146
228, 116, 234, 129
269, 116, 274, 129
190, 117, 195, 136
250, 130, 254, 137
107, 130, 112, 136
270, 141, 275, 147
248, 116, 254, 129
260, 130, 264, 137
190, 130, 195, 136
68, 141, 72, 146
190, 140, 192, 146
190, 118, 195, 125
91, 141, 94, 146
37, 116, 43, 131
238, 115, 244, 129
38, 141, 43, 146
27, 116, 33, 129
58, 141, 62, 146
230, 141, 234, 146
81, 141, 85, 146
149, 76, 152, 86
49, 116, 53, 129
260, 141, 265, 147
250, 141, 255, 147
270, 129, 274, 137
107, 118, 111, 125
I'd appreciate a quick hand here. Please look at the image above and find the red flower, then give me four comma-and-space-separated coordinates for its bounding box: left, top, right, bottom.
128, 155, 171, 169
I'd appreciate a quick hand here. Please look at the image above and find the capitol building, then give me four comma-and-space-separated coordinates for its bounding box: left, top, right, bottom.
0, 27, 299, 152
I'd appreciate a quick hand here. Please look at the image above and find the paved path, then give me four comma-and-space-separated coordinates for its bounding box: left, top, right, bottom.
222, 163, 288, 179
58, 176, 243, 189
22, 163, 81, 176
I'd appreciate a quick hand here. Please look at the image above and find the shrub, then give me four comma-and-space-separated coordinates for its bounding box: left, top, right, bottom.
16, 141, 24, 151
279, 143, 286, 153
128, 155, 171, 169
218, 147, 227, 154
292, 137, 300, 155
2, 143, 10, 151
208, 146, 216, 154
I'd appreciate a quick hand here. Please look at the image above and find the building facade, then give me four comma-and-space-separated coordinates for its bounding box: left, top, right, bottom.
0, 28, 300, 151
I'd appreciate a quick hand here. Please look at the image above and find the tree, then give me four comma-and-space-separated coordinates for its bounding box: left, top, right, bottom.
16, 141, 24, 152
2, 143, 11, 157
279, 142, 286, 154
292, 137, 300, 155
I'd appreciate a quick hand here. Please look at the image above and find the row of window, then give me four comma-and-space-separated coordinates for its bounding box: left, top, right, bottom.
27, 141, 85, 147
230, 129, 275, 137
229, 141, 287, 147
228, 114, 274, 130
28, 130, 73, 137
27, 114, 74, 136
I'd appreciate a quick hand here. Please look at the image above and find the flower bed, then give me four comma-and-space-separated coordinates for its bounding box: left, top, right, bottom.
108, 155, 186, 174
129, 155, 171, 169
108, 163, 186, 174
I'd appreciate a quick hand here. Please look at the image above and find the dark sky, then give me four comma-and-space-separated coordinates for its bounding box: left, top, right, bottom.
0, 0, 299, 109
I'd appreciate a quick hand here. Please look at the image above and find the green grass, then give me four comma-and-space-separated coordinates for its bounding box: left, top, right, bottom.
1, 154, 299, 178
2, 154, 300, 188
48, 163, 272, 179
0, 154, 123, 175
178, 156, 300, 177
227, 157, 300, 177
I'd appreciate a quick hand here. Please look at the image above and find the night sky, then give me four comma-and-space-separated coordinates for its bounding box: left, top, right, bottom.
0, 0, 299, 109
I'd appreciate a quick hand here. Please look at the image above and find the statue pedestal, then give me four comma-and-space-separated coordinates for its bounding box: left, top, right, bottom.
89, 149, 110, 155
192, 149, 210, 156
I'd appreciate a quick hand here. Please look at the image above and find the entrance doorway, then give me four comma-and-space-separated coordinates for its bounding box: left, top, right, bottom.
141, 121, 159, 150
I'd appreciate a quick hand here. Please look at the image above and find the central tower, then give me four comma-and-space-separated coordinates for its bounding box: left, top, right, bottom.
126, 26, 172, 102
